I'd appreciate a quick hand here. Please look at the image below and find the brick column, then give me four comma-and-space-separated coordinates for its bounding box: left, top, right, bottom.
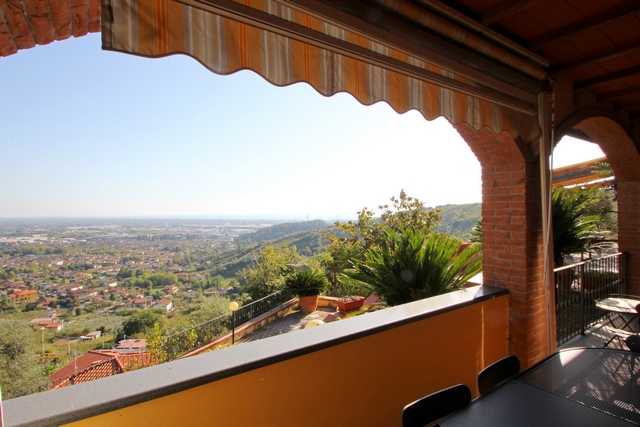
614, 181, 640, 295
455, 123, 552, 367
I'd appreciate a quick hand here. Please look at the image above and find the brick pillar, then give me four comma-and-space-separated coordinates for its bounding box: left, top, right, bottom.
617, 181, 640, 295
455, 123, 552, 367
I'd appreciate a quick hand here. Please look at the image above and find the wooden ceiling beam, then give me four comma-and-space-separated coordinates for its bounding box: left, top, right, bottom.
598, 84, 640, 102
552, 157, 610, 187
552, 37, 640, 72
480, 0, 539, 26
617, 99, 640, 111
563, 129, 593, 143
529, 3, 640, 51
574, 65, 640, 90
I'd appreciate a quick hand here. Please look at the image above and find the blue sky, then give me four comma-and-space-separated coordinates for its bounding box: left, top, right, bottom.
1, 33, 604, 220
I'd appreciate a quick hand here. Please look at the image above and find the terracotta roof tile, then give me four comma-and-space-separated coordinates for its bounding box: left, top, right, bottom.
49, 350, 158, 389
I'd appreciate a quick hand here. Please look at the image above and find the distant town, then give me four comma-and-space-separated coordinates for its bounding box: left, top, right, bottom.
0, 217, 289, 315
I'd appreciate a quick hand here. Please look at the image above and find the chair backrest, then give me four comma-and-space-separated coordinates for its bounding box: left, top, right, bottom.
402, 384, 471, 427
477, 355, 520, 395
625, 334, 640, 352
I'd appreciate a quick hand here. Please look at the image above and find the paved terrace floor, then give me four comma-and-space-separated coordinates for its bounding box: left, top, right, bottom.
560, 320, 630, 351
233, 303, 628, 352
236, 307, 341, 344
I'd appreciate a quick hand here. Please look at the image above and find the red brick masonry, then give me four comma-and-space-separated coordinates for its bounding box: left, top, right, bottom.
0, 0, 101, 57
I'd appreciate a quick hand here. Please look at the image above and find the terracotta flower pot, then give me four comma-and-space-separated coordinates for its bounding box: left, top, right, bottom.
337, 296, 365, 312
299, 295, 319, 313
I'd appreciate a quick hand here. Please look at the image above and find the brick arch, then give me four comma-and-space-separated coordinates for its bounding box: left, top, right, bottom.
0, 0, 100, 57
455, 123, 550, 367
556, 108, 640, 181
556, 109, 640, 294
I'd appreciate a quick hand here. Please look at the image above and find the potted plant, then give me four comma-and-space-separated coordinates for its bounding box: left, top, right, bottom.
285, 269, 328, 313
335, 280, 366, 313
337, 295, 365, 312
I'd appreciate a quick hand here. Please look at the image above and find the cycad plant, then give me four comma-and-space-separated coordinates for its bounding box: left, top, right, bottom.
342, 226, 482, 306
284, 269, 328, 297
552, 187, 600, 267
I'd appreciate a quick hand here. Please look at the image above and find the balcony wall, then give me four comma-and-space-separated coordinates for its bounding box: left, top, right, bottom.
5, 285, 509, 427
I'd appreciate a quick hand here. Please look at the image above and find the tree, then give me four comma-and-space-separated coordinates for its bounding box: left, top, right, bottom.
122, 310, 165, 337
324, 191, 441, 292
184, 296, 230, 326
343, 227, 482, 306
0, 320, 46, 398
238, 245, 305, 299
581, 187, 618, 243
328, 190, 441, 251
469, 220, 482, 243
0, 294, 17, 314
117, 266, 134, 279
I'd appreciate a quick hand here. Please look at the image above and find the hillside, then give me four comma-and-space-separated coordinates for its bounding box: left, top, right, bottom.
235, 219, 329, 244
210, 204, 481, 278
209, 226, 331, 278
433, 203, 481, 240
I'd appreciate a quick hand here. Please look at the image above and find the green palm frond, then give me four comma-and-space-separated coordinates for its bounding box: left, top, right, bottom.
552, 187, 600, 266
343, 227, 482, 306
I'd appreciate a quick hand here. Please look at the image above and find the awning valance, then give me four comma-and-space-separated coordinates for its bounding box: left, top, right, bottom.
102, 0, 543, 142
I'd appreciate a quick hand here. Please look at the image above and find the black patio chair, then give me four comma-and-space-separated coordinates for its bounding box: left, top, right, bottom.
625, 334, 640, 352
401, 384, 471, 427
477, 354, 520, 395
602, 303, 640, 349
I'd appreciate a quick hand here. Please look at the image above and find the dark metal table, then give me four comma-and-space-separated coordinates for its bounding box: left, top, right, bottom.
438, 348, 640, 426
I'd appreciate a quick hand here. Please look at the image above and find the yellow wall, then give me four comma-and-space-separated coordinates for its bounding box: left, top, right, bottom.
66, 295, 509, 427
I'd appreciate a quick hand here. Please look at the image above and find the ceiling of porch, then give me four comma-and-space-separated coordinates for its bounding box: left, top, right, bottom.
445, 0, 640, 134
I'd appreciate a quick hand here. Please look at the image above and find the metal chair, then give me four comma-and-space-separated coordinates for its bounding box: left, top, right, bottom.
477, 354, 520, 395
602, 303, 640, 349
402, 384, 471, 427
624, 334, 640, 352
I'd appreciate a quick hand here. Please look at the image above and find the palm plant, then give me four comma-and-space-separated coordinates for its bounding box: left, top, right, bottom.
284, 269, 328, 297
342, 226, 482, 306
552, 187, 600, 266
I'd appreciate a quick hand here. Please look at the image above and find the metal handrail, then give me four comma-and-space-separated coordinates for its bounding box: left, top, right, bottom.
555, 252, 626, 345
161, 291, 284, 359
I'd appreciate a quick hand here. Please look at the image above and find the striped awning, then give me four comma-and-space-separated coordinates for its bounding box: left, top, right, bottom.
101, 0, 545, 142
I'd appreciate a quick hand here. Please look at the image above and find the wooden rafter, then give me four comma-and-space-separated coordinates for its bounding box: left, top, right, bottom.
552, 37, 640, 72
479, 0, 539, 26
599, 84, 640, 102
528, 3, 640, 51
552, 157, 611, 187
617, 99, 640, 111
575, 65, 640, 90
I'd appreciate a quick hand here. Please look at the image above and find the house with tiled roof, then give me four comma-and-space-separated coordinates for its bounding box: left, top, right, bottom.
30, 316, 63, 329
49, 350, 156, 389
9, 289, 39, 305
164, 285, 179, 294
153, 298, 173, 313
116, 339, 147, 352
133, 298, 153, 309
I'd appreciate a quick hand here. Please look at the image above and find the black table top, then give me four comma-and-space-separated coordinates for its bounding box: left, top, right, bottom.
439, 348, 640, 427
